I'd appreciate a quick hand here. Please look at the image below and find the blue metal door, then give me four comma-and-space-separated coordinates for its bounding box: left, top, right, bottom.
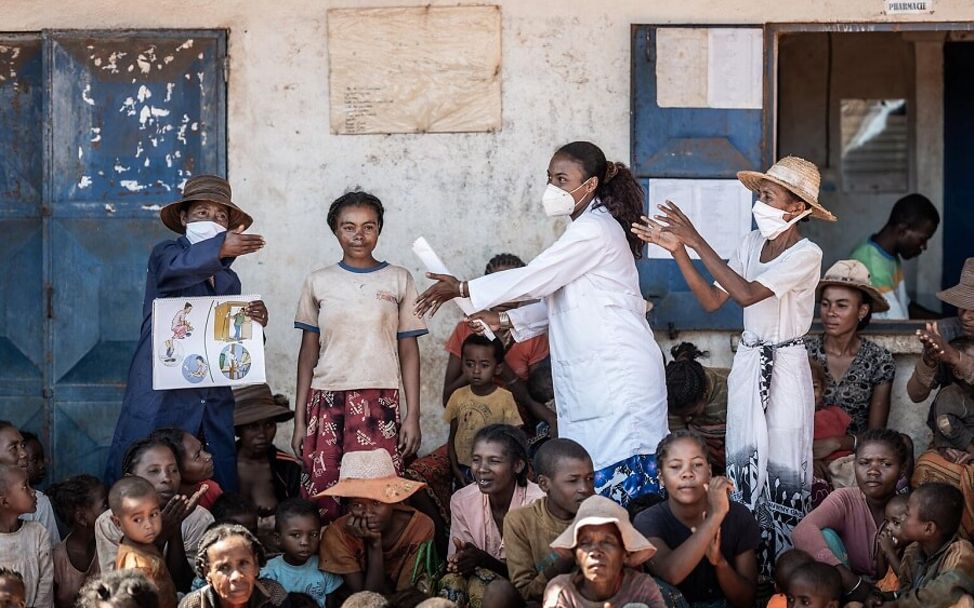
631, 25, 768, 330
0, 30, 227, 481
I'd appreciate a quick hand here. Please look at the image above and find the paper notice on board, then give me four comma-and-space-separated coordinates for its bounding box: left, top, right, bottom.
656, 27, 763, 109
328, 6, 502, 134
646, 179, 753, 260
412, 237, 496, 340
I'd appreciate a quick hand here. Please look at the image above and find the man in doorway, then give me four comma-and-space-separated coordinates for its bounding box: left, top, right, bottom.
850, 193, 940, 319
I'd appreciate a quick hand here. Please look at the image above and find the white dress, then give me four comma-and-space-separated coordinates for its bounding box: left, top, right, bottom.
717, 229, 822, 573
468, 201, 668, 476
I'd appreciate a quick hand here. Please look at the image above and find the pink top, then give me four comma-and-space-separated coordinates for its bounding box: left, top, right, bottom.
792, 486, 879, 577
448, 481, 544, 560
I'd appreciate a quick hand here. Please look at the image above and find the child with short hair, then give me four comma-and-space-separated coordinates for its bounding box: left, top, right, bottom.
0, 568, 26, 608
543, 495, 665, 607
20, 432, 47, 489
109, 477, 178, 608
786, 561, 843, 608
76, 570, 159, 608
149, 428, 223, 509
885, 482, 974, 608
635, 431, 760, 608
319, 448, 434, 595
260, 498, 342, 606
767, 548, 814, 608
875, 493, 909, 593
209, 492, 259, 535
0, 421, 59, 545
293, 191, 427, 522
46, 475, 107, 608
482, 438, 595, 607
445, 335, 522, 488
0, 465, 52, 608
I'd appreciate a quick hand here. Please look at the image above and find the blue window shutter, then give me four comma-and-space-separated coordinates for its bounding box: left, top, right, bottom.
632, 25, 769, 330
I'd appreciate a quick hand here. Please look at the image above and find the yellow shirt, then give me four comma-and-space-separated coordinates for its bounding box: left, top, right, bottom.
444, 385, 522, 466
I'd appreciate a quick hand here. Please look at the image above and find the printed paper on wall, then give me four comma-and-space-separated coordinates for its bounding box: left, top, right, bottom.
646, 179, 753, 260
328, 6, 502, 134
152, 295, 266, 390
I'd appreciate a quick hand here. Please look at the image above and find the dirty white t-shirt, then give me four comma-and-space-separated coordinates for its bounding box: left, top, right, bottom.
294, 262, 428, 391
717, 230, 823, 342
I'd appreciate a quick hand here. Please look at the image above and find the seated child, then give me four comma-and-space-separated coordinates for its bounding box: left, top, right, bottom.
20, 432, 47, 489
0, 465, 52, 608
232, 383, 302, 546
635, 431, 760, 608
0, 421, 59, 545
95, 437, 212, 578
543, 495, 665, 607
767, 549, 814, 608
884, 482, 974, 608
875, 494, 909, 593
664, 343, 729, 472
108, 477, 178, 608
445, 335, 522, 488
481, 438, 595, 607
439, 425, 544, 607
260, 498, 342, 606
210, 492, 260, 535
47, 475, 107, 608
810, 360, 853, 481
318, 449, 434, 595
786, 561, 842, 608
0, 568, 26, 608
149, 428, 223, 509
76, 570, 159, 608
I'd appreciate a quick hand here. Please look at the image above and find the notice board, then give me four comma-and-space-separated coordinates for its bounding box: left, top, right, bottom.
327, 6, 502, 134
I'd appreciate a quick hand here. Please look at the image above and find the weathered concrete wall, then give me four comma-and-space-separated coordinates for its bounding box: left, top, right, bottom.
4, 0, 973, 453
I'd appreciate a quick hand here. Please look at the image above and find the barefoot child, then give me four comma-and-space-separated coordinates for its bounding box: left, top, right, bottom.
47, 475, 107, 608
445, 336, 522, 488
109, 477, 178, 608
293, 191, 427, 521
635, 431, 760, 608
260, 499, 342, 606
0, 465, 52, 608
544, 495, 665, 608
318, 449, 434, 595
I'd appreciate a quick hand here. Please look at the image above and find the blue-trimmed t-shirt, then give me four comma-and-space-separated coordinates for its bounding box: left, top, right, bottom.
294, 261, 428, 391
260, 555, 342, 607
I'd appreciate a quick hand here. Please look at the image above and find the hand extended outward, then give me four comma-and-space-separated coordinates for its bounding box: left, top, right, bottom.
414, 273, 462, 317
158, 484, 208, 543
219, 225, 265, 258
917, 321, 960, 367
242, 300, 268, 327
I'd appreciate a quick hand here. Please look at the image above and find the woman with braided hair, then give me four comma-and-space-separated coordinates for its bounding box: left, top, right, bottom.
666, 343, 729, 472
416, 141, 668, 506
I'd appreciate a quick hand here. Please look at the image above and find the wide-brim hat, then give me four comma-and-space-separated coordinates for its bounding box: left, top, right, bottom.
737, 156, 837, 222
232, 383, 294, 427
160, 175, 253, 234
817, 259, 890, 313
550, 495, 657, 567
317, 449, 425, 503
938, 258, 974, 311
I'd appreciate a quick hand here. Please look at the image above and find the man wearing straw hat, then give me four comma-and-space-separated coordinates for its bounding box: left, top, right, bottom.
105, 176, 267, 491
633, 156, 836, 575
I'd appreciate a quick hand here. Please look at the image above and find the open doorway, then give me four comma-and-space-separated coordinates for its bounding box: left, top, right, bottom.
773, 26, 974, 313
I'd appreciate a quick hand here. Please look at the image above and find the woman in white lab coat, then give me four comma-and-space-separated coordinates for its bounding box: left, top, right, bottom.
416, 141, 668, 506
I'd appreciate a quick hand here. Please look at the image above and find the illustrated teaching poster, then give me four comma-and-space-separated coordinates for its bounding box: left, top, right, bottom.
152, 294, 266, 390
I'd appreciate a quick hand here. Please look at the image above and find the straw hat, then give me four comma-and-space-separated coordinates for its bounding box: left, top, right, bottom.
159, 175, 253, 234
232, 384, 294, 427
737, 156, 837, 222
817, 259, 890, 313
938, 258, 974, 311
550, 496, 657, 567
317, 449, 425, 503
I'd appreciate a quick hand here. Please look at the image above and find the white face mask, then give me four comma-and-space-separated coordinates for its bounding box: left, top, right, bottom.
541, 179, 590, 217
184, 220, 227, 244
752, 200, 811, 240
